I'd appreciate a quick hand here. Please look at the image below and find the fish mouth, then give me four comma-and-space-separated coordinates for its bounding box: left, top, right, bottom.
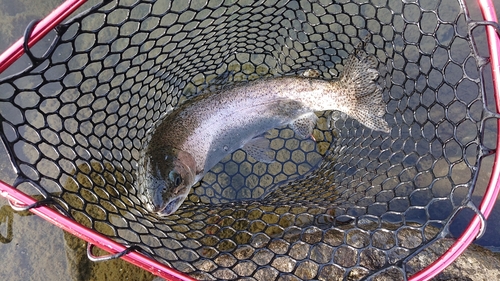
156, 196, 184, 216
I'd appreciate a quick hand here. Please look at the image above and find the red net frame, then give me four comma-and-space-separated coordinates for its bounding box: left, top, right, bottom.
0, 0, 498, 280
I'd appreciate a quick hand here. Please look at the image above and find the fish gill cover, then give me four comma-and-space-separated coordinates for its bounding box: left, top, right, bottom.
0, 0, 493, 279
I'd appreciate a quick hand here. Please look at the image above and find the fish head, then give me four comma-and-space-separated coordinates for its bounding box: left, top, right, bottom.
139, 146, 197, 216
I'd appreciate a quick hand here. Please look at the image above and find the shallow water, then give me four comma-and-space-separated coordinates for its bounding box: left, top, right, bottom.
1, 0, 500, 280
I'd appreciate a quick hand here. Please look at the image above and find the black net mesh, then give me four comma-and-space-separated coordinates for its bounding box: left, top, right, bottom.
0, 0, 493, 279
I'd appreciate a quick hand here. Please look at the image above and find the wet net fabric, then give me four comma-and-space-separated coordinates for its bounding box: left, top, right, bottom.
0, 0, 492, 279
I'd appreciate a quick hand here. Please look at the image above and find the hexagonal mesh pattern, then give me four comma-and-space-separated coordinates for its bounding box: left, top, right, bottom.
0, 0, 489, 279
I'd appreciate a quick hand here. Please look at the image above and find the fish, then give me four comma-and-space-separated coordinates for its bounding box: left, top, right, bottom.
137, 46, 390, 217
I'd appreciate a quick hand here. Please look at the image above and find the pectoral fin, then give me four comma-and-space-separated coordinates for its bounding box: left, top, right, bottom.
242, 136, 274, 163
290, 113, 318, 140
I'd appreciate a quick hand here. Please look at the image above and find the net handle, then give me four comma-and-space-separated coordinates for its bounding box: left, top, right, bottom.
0, 180, 197, 281
0, 0, 88, 73
409, 0, 500, 280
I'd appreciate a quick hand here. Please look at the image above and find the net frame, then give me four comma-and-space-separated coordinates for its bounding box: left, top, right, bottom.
0, 0, 498, 280
410, 0, 500, 279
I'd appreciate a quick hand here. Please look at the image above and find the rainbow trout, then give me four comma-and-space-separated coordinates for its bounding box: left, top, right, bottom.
137, 47, 390, 216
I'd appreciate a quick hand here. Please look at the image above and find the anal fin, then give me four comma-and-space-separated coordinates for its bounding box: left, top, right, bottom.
290, 112, 318, 140
242, 136, 274, 163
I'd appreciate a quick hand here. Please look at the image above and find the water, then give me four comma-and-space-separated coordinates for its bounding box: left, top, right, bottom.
1, 0, 500, 280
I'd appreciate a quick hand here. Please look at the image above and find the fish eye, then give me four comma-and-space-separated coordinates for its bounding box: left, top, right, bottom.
169, 171, 182, 187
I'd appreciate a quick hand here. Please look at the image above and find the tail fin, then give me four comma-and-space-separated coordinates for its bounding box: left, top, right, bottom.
339, 45, 390, 133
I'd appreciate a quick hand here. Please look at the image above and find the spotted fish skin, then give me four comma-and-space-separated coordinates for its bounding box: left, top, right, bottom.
138, 47, 390, 217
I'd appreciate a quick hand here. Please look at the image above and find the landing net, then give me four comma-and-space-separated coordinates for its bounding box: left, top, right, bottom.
1, 0, 500, 280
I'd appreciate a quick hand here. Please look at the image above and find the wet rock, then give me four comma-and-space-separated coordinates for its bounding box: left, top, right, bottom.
407, 238, 500, 281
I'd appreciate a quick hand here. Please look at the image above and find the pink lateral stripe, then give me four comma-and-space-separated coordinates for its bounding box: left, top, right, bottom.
0, 180, 197, 281
409, 0, 500, 280
0, 0, 88, 73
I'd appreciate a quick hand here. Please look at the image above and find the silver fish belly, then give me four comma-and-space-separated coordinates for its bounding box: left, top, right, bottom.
137, 47, 389, 217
